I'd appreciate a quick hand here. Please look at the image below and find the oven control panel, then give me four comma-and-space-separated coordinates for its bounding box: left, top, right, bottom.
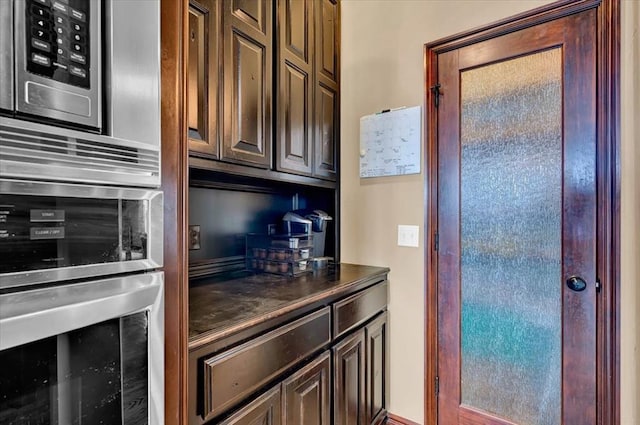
26, 0, 90, 89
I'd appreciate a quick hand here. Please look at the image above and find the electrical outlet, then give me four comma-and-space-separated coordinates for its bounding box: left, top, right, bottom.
398, 224, 419, 247
189, 225, 201, 250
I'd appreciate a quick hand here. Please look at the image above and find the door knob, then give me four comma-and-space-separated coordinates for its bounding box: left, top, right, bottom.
566, 276, 587, 292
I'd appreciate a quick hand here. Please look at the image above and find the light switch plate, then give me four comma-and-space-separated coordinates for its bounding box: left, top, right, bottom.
398, 224, 419, 247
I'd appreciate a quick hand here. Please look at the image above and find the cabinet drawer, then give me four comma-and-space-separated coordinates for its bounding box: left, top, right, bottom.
202, 307, 331, 421
333, 281, 387, 339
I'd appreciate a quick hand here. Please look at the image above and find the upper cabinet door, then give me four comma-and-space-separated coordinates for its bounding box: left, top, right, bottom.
187, 0, 221, 159
221, 0, 273, 168
313, 0, 339, 181
276, 0, 314, 176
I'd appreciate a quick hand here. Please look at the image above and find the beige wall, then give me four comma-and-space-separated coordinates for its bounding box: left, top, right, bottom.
340, 1, 639, 423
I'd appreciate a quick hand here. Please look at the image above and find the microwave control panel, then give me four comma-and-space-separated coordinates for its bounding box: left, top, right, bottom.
26, 0, 90, 89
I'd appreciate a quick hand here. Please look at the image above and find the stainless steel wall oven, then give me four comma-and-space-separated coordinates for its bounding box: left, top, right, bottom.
0, 179, 163, 289
0, 1, 163, 424
0, 179, 164, 425
0, 273, 164, 425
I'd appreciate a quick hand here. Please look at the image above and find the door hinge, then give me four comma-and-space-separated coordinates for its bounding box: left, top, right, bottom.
430, 83, 442, 108
434, 232, 439, 251
595, 278, 602, 293
435, 376, 440, 396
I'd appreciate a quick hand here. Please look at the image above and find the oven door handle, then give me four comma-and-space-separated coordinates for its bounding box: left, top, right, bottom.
0, 271, 163, 351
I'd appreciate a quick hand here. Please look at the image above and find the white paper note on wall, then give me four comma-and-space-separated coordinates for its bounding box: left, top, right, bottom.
359, 105, 421, 178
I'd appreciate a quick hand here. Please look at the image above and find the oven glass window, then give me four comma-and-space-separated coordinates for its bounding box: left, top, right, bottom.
0, 195, 148, 274
0, 312, 148, 425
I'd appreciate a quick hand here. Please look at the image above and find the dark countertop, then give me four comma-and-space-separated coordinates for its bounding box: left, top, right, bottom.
188, 263, 389, 350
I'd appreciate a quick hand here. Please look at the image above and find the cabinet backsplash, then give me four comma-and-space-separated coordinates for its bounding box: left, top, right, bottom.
188, 181, 335, 273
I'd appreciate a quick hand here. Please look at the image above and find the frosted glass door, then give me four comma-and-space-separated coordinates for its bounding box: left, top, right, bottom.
460, 49, 562, 425
434, 10, 597, 425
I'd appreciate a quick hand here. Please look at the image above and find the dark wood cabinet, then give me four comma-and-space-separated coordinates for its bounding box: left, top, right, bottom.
365, 312, 387, 425
332, 282, 388, 425
276, 0, 339, 181
218, 349, 330, 425
332, 312, 387, 425
218, 385, 281, 425
276, 0, 314, 176
188, 275, 387, 425
186, 0, 338, 182
282, 351, 331, 425
313, 0, 338, 180
188, 0, 221, 158
220, 0, 273, 168
333, 330, 366, 425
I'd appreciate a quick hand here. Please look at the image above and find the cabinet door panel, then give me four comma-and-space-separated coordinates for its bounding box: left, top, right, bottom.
278, 62, 312, 174
365, 312, 387, 425
282, 352, 330, 425
284, 0, 309, 62
316, 0, 337, 83
188, 0, 220, 158
276, 0, 313, 175
333, 330, 365, 425
313, 0, 338, 181
313, 83, 337, 179
218, 386, 281, 425
222, 0, 272, 168
232, 0, 267, 34
233, 34, 265, 155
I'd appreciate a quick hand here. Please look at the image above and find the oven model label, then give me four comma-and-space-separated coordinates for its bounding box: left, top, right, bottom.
30, 209, 66, 222
30, 227, 65, 240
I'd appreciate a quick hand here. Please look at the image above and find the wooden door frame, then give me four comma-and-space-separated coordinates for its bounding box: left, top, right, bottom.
423, 1, 621, 424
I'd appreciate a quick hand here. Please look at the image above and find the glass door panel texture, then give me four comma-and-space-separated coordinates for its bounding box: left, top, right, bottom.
460, 49, 562, 424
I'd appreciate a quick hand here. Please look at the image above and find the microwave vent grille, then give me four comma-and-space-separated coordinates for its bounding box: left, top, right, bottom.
0, 123, 160, 187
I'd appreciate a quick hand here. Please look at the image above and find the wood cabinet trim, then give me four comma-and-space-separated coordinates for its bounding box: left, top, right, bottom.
161, 0, 190, 424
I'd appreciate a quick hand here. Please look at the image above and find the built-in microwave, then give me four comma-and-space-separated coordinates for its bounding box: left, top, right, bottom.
0, 0, 161, 187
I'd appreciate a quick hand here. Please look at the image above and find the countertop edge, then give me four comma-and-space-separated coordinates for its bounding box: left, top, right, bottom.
188, 266, 390, 351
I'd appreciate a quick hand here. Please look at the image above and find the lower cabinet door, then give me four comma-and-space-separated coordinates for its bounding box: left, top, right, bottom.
218, 386, 281, 425
365, 312, 387, 425
333, 330, 366, 425
282, 351, 331, 425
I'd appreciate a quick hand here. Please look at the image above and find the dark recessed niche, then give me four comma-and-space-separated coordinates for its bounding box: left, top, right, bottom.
188, 169, 337, 278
